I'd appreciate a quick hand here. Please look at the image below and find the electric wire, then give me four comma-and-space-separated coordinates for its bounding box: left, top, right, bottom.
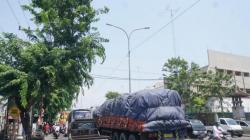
170, 9, 177, 57
18, 0, 31, 28
94, 56, 127, 89
94, 66, 161, 75
92, 74, 163, 81
131, 0, 201, 53
93, 0, 201, 90
5, 0, 27, 39
6, 0, 21, 26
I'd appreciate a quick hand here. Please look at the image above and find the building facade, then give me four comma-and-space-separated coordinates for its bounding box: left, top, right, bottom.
205, 50, 250, 114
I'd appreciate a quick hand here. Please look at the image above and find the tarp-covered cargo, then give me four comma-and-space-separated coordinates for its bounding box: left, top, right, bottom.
94, 89, 189, 132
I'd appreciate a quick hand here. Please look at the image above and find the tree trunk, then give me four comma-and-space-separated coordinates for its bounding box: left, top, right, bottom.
20, 107, 33, 140
219, 97, 224, 113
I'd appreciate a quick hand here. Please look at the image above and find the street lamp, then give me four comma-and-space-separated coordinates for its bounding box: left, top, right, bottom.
106, 23, 150, 93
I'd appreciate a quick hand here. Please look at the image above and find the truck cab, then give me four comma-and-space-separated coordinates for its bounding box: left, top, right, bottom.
67, 109, 110, 140
68, 119, 109, 140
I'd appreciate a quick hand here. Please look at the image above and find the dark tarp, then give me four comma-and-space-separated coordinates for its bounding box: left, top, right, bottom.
94, 89, 188, 131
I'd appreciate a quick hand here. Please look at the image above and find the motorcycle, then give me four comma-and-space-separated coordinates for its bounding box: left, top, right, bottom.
208, 131, 232, 140
53, 130, 60, 139
44, 130, 49, 136
60, 127, 65, 134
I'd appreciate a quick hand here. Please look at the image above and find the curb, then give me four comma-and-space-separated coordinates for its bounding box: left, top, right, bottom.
243, 134, 250, 137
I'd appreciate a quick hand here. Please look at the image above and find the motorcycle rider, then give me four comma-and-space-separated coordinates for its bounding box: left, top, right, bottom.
44, 122, 50, 135
212, 122, 224, 140
53, 123, 60, 138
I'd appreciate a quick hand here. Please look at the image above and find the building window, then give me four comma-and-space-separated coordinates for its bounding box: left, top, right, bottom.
235, 71, 241, 76
216, 69, 224, 73
244, 72, 249, 77
246, 89, 250, 94
227, 70, 233, 75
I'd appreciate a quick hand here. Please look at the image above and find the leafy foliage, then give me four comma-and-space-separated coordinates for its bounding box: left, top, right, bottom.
163, 57, 234, 112
0, 1, 108, 135
163, 57, 201, 105
0, 64, 28, 107
22, 0, 108, 116
201, 70, 234, 112
105, 91, 121, 100
0, 33, 30, 107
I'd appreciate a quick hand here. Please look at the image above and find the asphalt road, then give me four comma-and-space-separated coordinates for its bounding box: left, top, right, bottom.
45, 134, 68, 140
45, 134, 250, 140
186, 135, 250, 140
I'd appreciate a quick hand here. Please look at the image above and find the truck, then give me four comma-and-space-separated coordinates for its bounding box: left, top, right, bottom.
67, 109, 110, 140
93, 89, 189, 140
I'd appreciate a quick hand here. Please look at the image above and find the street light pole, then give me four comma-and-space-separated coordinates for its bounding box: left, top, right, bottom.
106, 23, 150, 93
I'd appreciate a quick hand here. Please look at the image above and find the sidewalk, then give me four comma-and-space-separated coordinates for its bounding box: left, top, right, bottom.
243, 134, 250, 137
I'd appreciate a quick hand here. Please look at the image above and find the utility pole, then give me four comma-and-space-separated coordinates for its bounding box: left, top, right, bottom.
170, 9, 177, 58
106, 24, 150, 93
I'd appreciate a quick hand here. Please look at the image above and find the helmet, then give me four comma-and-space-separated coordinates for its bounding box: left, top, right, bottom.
215, 121, 220, 126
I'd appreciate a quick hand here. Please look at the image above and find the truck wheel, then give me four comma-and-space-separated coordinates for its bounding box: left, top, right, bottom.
128, 134, 137, 140
230, 132, 234, 137
112, 132, 119, 140
119, 133, 127, 140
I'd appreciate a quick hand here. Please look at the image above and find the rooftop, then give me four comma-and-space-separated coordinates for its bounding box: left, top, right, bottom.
207, 50, 250, 72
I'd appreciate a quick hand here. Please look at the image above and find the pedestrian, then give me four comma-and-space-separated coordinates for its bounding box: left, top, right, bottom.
45, 122, 50, 135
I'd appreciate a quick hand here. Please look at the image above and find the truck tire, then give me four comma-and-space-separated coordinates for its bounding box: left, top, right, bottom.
112, 132, 119, 140
128, 134, 137, 140
119, 133, 127, 140
230, 132, 234, 137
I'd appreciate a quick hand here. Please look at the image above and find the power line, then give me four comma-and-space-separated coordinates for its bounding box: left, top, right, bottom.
6, 0, 21, 27
18, 0, 31, 27
92, 74, 163, 81
131, 0, 201, 53
93, 0, 201, 89
94, 66, 161, 75
94, 56, 127, 89
170, 9, 177, 57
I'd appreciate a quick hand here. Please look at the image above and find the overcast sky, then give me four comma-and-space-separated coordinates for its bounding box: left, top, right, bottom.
1, 0, 250, 109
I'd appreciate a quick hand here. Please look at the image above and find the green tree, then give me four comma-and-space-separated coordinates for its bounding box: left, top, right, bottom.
162, 57, 203, 108
0, 0, 108, 139
105, 91, 121, 100
162, 57, 234, 113
202, 71, 234, 112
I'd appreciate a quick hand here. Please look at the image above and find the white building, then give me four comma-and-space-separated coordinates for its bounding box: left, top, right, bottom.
205, 50, 250, 113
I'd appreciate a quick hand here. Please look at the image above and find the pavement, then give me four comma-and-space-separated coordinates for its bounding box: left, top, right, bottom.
45, 134, 68, 140
44, 133, 250, 140
185, 135, 250, 140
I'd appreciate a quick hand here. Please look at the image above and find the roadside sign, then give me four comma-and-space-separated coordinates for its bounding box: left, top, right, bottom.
8, 106, 20, 119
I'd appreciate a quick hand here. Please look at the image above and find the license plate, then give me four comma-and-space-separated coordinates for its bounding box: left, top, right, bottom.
163, 133, 173, 138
